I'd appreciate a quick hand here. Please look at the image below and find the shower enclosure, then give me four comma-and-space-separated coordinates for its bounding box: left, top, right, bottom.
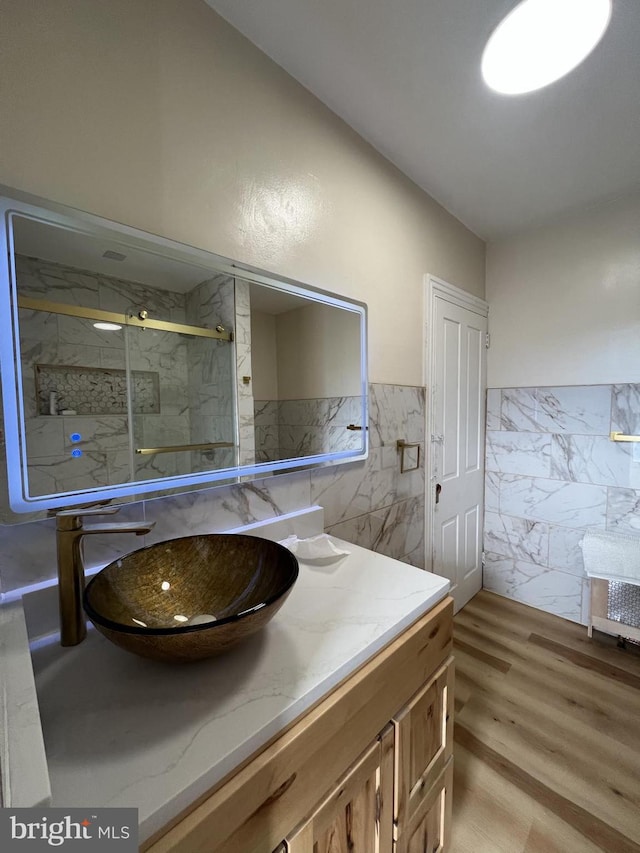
14, 249, 238, 499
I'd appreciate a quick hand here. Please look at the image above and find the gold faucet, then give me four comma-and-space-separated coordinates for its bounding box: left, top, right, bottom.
55, 505, 155, 646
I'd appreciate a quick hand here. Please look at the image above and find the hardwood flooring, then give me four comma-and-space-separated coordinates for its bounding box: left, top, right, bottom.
451, 590, 640, 853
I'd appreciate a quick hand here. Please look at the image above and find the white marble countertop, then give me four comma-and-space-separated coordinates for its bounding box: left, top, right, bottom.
18, 509, 449, 843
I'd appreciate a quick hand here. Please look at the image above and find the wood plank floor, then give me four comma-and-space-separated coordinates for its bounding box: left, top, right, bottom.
451, 590, 640, 853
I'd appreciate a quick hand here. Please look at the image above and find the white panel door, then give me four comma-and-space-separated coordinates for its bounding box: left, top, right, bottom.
431, 292, 487, 612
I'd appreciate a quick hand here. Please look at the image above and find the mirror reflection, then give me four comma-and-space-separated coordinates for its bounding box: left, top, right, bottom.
245, 281, 363, 463
0, 192, 367, 519
13, 215, 237, 498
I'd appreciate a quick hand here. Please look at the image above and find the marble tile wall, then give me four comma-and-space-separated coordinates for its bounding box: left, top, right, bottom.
15, 255, 193, 492
234, 280, 256, 467
8, 256, 237, 498
254, 396, 363, 462
0, 383, 426, 598
185, 273, 237, 470
484, 384, 640, 624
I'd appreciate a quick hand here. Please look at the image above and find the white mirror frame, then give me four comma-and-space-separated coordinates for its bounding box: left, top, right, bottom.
0, 187, 368, 514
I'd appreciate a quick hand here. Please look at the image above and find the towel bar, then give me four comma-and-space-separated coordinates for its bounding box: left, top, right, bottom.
610, 431, 640, 442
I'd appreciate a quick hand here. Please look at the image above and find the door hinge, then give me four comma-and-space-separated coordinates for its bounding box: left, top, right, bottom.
485, 332, 491, 349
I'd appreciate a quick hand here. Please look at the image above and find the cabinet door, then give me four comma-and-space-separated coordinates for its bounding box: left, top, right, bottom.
285, 725, 394, 853
396, 758, 453, 853
393, 658, 453, 835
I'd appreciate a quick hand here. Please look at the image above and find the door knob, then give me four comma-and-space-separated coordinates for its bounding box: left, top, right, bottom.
435, 483, 442, 504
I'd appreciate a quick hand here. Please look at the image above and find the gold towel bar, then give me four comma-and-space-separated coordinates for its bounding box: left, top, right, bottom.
609, 432, 640, 443
136, 442, 235, 455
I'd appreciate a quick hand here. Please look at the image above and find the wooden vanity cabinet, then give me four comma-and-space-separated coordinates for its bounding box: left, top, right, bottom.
284, 725, 395, 853
144, 596, 453, 853
393, 661, 454, 850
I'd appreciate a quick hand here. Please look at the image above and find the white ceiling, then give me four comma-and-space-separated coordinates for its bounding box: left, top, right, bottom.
205, 0, 640, 241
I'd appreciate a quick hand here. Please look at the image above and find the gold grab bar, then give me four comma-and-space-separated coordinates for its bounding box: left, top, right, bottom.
136, 442, 235, 455
17, 296, 233, 341
609, 432, 640, 443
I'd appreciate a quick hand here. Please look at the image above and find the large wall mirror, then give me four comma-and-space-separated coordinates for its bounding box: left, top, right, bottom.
0, 189, 367, 519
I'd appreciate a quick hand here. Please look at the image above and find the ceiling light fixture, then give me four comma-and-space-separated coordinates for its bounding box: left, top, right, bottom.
93, 321, 122, 331
481, 0, 612, 95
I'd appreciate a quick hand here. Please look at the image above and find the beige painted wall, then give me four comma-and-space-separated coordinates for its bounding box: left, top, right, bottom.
486, 191, 640, 388
276, 304, 362, 399
251, 311, 279, 400
0, 0, 484, 387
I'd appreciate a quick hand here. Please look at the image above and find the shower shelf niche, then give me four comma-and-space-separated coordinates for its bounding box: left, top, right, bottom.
34, 363, 160, 416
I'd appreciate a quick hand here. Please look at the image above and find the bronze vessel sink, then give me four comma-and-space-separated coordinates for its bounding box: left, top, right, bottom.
83, 534, 299, 662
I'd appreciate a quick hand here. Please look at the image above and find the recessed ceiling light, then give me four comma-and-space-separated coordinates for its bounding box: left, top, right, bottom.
481, 0, 612, 95
93, 321, 122, 331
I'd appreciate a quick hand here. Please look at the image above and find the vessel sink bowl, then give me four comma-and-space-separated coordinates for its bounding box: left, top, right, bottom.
83, 534, 299, 662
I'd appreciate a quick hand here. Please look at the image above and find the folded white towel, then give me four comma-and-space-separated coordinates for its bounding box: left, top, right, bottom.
580, 528, 640, 586
278, 534, 350, 564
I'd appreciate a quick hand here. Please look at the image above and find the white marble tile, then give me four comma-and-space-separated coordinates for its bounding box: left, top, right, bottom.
486, 388, 502, 431
232, 278, 252, 346
485, 471, 500, 512
98, 346, 127, 370
612, 384, 640, 436
278, 425, 315, 457
157, 385, 190, 418
486, 430, 551, 477
57, 315, 127, 349
25, 418, 65, 457
141, 414, 191, 448
20, 340, 100, 371
550, 434, 637, 488
237, 395, 255, 428
107, 449, 135, 484
99, 274, 186, 320
186, 274, 234, 329
143, 469, 312, 544
28, 451, 111, 495
17, 308, 59, 343
499, 475, 607, 528
0, 517, 58, 592
255, 424, 280, 451
129, 327, 189, 359
310, 440, 423, 528
326, 495, 425, 566
547, 525, 586, 576
254, 400, 279, 426
61, 416, 129, 452
311, 451, 392, 527
484, 511, 549, 563
237, 425, 256, 466
501, 386, 611, 435
606, 487, 640, 533
278, 397, 362, 429
235, 351, 252, 395
483, 553, 583, 622
368, 384, 425, 448
16, 255, 100, 307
